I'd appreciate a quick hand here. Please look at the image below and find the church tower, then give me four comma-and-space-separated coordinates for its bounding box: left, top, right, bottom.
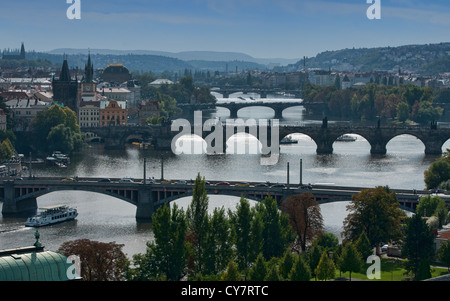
52, 57, 78, 112
80, 52, 96, 101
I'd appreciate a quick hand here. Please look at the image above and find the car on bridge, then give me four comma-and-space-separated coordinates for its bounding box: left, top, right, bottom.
119, 178, 134, 183
216, 181, 231, 186
173, 180, 187, 185
236, 182, 249, 187
61, 178, 74, 182
271, 183, 286, 188
299, 184, 312, 190
98, 178, 111, 183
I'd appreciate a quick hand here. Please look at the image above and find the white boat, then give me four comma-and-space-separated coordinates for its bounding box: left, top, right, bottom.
280, 136, 298, 144
25, 205, 78, 227
336, 134, 357, 142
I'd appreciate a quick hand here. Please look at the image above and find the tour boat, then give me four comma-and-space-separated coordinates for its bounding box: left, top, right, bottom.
25, 205, 78, 227
280, 136, 298, 144
336, 134, 357, 142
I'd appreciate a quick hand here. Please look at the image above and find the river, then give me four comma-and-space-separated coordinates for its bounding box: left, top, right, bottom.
1, 93, 449, 258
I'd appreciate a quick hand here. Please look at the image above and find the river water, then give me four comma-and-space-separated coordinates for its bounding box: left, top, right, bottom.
1, 94, 449, 258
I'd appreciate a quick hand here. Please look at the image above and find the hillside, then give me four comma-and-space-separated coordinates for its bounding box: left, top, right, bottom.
295, 42, 450, 74
25, 50, 269, 74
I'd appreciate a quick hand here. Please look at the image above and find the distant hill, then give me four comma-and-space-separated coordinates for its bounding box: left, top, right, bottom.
293, 42, 450, 75
47, 48, 299, 66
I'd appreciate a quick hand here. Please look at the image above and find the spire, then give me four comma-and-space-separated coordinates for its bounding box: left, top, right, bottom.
20, 42, 25, 59
59, 57, 72, 82
84, 50, 94, 83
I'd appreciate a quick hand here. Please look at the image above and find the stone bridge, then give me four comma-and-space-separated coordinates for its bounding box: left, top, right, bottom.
210, 87, 302, 99
177, 101, 327, 118
82, 121, 450, 155
1, 178, 436, 220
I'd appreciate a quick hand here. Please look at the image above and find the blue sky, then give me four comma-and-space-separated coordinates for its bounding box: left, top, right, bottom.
1, 0, 450, 59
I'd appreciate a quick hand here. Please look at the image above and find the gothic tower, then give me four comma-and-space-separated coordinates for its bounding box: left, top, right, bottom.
52, 57, 78, 112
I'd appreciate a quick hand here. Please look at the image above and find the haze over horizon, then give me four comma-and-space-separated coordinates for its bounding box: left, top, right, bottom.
1, 0, 450, 60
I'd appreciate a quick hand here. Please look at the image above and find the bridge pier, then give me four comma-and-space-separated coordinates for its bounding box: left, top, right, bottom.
274, 109, 283, 120
424, 141, 445, 155
1, 181, 37, 216
135, 186, 154, 221
370, 143, 387, 155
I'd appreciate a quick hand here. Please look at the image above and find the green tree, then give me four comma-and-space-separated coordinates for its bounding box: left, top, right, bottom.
308, 246, 322, 280
203, 207, 233, 275
342, 186, 404, 254
257, 196, 295, 260
355, 231, 373, 260
401, 213, 435, 281
396, 102, 410, 122
424, 159, 450, 190
316, 251, 336, 281
32, 104, 83, 154
186, 173, 209, 275
248, 253, 267, 281
221, 260, 242, 281
156, 92, 181, 119
265, 264, 281, 281
289, 255, 311, 281
339, 243, 363, 281
416, 195, 446, 217
230, 196, 253, 270
0, 138, 14, 161
312, 232, 339, 252
413, 101, 443, 125
436, 240, 450, 273
129, 203, 187, 281
279, 250, 296, 280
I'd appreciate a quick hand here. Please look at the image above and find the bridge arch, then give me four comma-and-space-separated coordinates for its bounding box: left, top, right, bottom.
154, 192, 265, 209
12, 186, 139, 213
226, 132, 262, 155
280, 133, 317, 154
386, 134, 426, 154
172, 134, 207, 155
332, 133, 371, 154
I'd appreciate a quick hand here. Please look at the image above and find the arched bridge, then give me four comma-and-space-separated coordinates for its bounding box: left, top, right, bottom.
1, 177, 444, 221
215, 101, 304, 119
82, 122, 450, 155
177, 101, 327, 118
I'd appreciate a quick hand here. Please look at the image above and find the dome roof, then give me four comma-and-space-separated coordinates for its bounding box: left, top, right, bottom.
0, 248, 75, 281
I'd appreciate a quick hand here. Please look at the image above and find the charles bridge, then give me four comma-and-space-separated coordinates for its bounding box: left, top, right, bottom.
82, 120, 450, 156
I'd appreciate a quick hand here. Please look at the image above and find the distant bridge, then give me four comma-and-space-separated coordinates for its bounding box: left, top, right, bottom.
177, 101, 327, 118
82, 122, 450, 155
1, 177, 442, 220
210, 86, 302, 99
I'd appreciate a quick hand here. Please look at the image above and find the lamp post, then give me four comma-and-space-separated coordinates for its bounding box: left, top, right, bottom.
287, 162, 290, 189
299, 159, 303, 185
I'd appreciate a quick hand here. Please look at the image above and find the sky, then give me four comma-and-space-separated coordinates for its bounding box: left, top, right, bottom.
1, 0, 450, 60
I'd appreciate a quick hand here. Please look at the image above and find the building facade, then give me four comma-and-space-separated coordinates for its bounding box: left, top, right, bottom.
100, 100, 127, 126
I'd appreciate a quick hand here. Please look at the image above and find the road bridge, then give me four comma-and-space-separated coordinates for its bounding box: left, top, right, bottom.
1, 177, 447, 220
